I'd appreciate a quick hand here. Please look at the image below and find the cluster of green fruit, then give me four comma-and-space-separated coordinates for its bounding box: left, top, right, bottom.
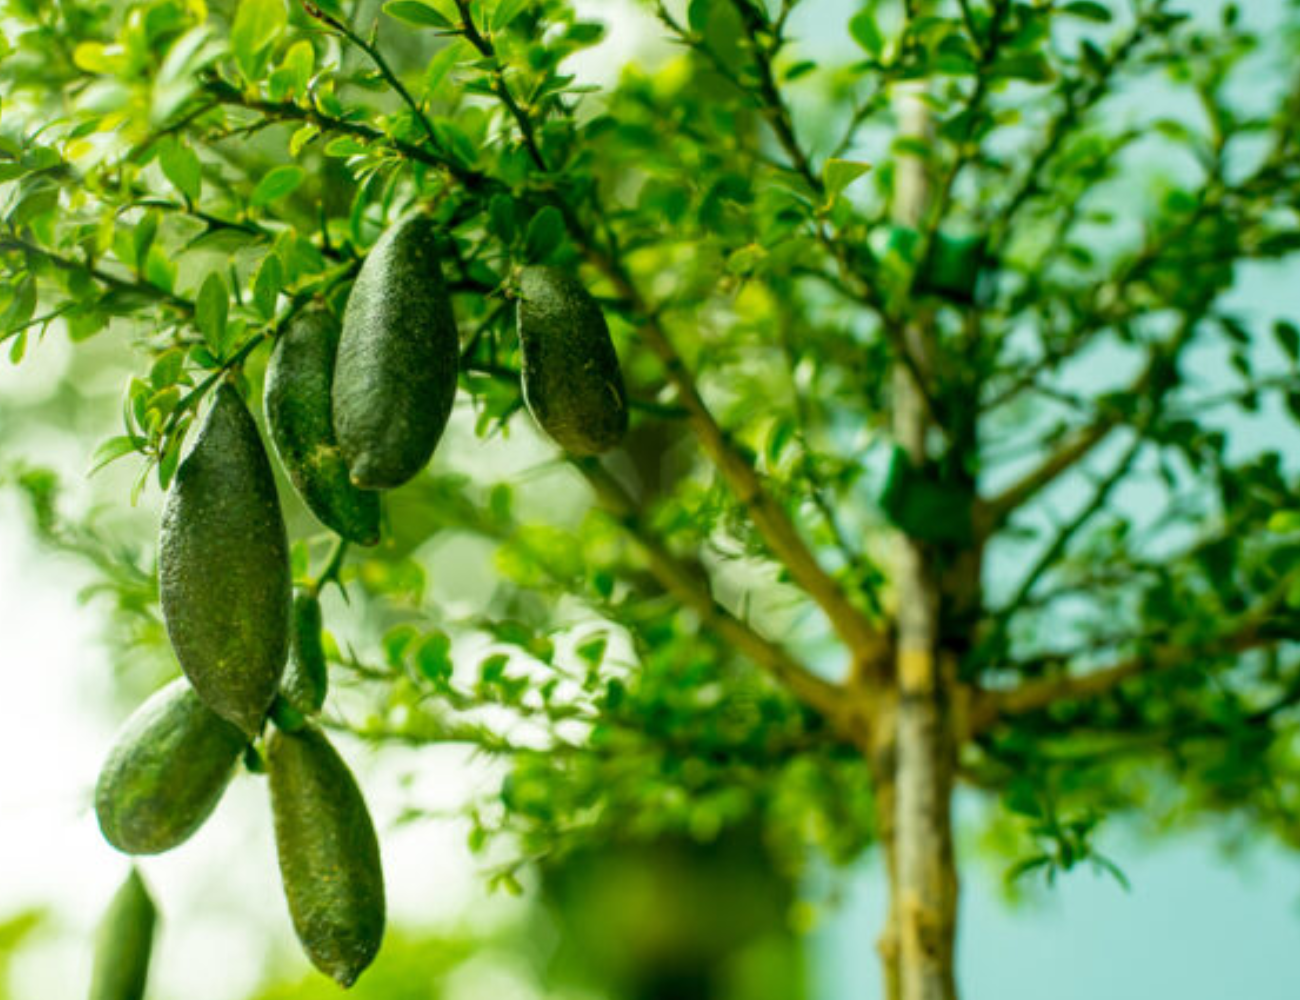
90, 215, 628, 995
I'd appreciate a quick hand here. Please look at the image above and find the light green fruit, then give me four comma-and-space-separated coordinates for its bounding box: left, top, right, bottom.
89, 868, 156, 1000
516, 266, 628, 455
159, 383, 292, 736
333, 216, 460, 489
269, 725, 385, 987
280, 591, 328, 716
265, 307, 381, 545
95, 678, 248, 855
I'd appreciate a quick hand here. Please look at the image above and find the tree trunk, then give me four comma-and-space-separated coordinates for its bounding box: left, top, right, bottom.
870, 711, 901, 1000
886, 86, 961, 1000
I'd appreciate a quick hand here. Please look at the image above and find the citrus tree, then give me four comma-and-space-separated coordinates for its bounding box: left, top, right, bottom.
3, 0, 1300, 997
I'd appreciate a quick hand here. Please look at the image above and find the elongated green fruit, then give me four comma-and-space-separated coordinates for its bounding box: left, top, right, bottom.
269, 725, 385, 987
281, 591, 328, 716
95, 678, 248, 854
516, 266, 628, 455
334, 216, 460, 489
265, 308, 381, 545
160, 383, 292, 736
89, 868, 156, 1000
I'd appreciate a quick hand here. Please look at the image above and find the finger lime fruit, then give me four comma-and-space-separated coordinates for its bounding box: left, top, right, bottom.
89, 868, 156, 1000
516, 266, 628, 455
268, 725, 385, 987
334, 216, 460, 489
265, 308, 382, 545
95, 677, 248, 855
281, 591, 328, 716
160, 383, 292, 736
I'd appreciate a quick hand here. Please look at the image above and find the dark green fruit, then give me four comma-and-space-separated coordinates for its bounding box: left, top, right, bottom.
95, 678, 248, 855
89, 868, 156, 1000
516, 266, 628, 455
334, 216, 460, 489
268, 725, 385, 987
281, 591, 328, 716
265, 307, 381, 545
160, 383, 292, 736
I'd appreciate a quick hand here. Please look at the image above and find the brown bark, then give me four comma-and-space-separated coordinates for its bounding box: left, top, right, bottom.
887, 87, 961, 1000
869, 699, 901, 1000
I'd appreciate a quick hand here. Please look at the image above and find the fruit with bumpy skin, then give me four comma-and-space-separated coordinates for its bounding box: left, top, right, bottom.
269, 725, 385, 987
265, 307, 381, 545
159, 383, 292, 736
333, 216, 460, 489
89, 868, 156, 1000
281, 591, 328, 716
516, 266, 628, 455
95, 678, 248, 855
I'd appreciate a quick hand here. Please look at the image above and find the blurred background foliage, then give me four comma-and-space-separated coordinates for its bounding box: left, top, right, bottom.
1, 0, 1300, 995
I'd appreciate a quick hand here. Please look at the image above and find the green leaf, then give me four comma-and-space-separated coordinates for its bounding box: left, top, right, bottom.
1268, 511, 1300, 533
783, 60, 817, 82
414, 631, 453, 683
1273, 320, 1299, 363
252, 252, 283, 319
726, 243, 767, 276
194, 272, 228, 357
89, 436, 139, 475
268, 38, 315, 101
994, 53, 1055, 83
158, 433, 184, 490
133, 210, 160, 270
289, 123, 320, 157
158, 138, 201, 202
231, 0, 288, 81
150, 348, 187, 389
524, 205, 564, 262
1062, 1, 1113, 22
250, 165, 305, 208
383, 1, 453, 28
849, 10, 884, 56
491, 0, 531, 31
488, 193, 516, 243
324, 136, 369, 158
425, 39, 470, 95
9, 186, 58, 227
822, 158, 871, 206
687, 0, 712, 34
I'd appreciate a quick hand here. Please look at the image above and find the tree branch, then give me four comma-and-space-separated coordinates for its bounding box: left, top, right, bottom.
574, 459, 863, 737
970, 626, 1282, 735
979, 315, 1200, 536
993, 431, 1144, 620
586, 255, 886, 665
970, 587, 1298, 734
453, 0, 550, 173
978, 418, 1119, 535
0, 236, 195, 314
302, 1, 443, 152
198, 77, 491, 191
253, 7, 889, 672
663, 0, 943, 427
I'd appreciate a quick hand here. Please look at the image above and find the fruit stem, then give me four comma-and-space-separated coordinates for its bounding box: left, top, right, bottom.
308, 537, 351, 598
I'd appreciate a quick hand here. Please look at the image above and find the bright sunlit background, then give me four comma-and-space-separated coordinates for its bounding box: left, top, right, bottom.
2, 1, 1300, 998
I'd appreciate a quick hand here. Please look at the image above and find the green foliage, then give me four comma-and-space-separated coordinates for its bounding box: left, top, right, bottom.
2, 0, 1300, 987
